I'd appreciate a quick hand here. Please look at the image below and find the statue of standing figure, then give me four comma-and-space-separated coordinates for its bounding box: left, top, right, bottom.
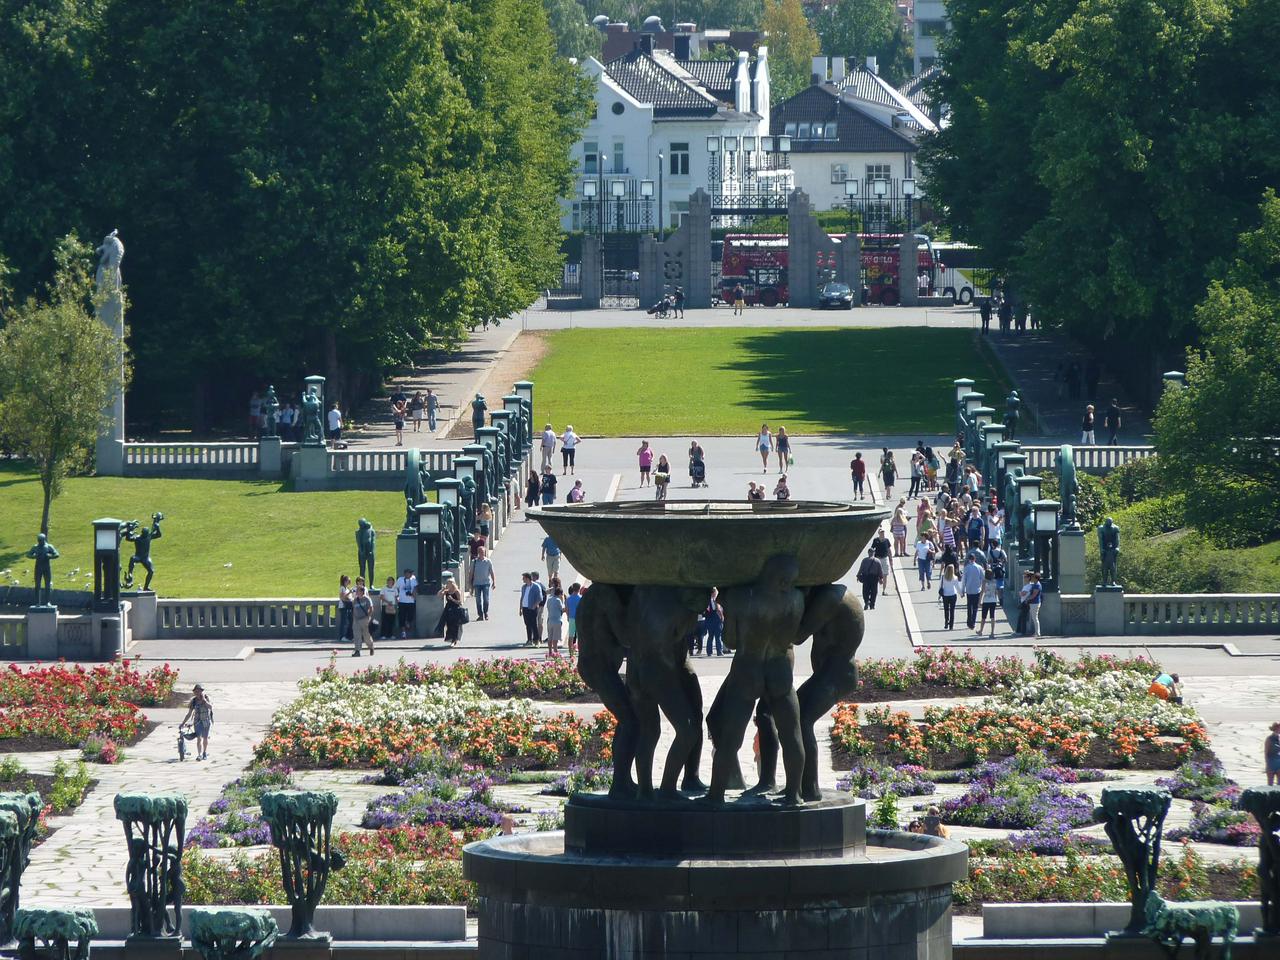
95, 229, 124, 290
26, 534, 60, 606
301, 387, 324, 447
1003, 390, 1021, 440
356, 519, 376, 584
1098, 517, 1121, 586
1058, 445, 1079, 528
122, 514, 164, 591
471, 394, 488, 435
262, 386, 280, 439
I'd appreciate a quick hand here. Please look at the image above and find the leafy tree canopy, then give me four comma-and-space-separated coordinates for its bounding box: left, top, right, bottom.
0, 0, 590, 427
760, 0, 820, 101
812, 0, 911, 85
1154, 190, 1280, 546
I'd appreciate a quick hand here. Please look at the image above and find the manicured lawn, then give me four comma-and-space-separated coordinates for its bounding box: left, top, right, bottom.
0, 464, 406, 597
1238, 539, 1280, 591
528, 327, 1010, 435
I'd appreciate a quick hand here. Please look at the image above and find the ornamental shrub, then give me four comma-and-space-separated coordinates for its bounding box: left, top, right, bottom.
1039, 472, 1113, 531
1086, 530, 1257, 594
1106, 456, 1166, 506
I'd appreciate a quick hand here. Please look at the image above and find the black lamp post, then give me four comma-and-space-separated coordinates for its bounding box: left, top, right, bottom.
844, 178, 859, 235
657, 151, 664, 237
903, 177, 917, 232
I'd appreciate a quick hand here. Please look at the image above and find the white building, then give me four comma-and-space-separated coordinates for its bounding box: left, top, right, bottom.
770, 58, 936, 217
564, 37, 792, 233
913, 0, 947, 75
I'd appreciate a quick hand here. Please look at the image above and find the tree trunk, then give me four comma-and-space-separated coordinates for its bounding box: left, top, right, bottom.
40, 473, 53, 536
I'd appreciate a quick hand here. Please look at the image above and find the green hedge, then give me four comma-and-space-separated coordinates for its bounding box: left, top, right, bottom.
1085, 530, 1258, 594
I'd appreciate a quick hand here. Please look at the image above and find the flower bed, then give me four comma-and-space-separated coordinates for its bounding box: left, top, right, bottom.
184, 824, 485, 907
853, 649, 1161, 701
832, 670, 1209, 770
0, 660, 178, 751
1156, 759, 1240, 803
361, 772, 503, 830
319, 656, 591, 701
836, 761, 936, 800
187, 766, 296, 848
253, 673, 608, 768
1168, 801, 1261, 846
934, 754, 1096, 853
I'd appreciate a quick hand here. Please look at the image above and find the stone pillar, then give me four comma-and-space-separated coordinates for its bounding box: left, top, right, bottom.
291, 445, 329, 492
1095, 586, 1125, 636
259, 436, 283, 478
95, 233, 127, 477
685, 189, 713, 308
788, 190, 815, 308
1038, 591, 1061, 636
122, 590, 157, 642
396, 533, 418, 587
1057, 528, 1086, 595
899, 233, 920, 306
840, 229, 862, 305
26, 607, 58, 660
580, 238, 601, 309
639, 234, 661, 307
417, 594, 443, 639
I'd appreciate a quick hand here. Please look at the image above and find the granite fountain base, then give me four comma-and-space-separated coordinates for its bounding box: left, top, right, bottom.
463, 791, 967, 959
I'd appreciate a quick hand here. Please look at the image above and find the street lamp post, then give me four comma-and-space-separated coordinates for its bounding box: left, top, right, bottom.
657, 151, 665, 236
873, 178, 888, 233
903, 178, 916, 232
581, 179, 602, 303
640, 178, 655, 236
844, 178, 859, 236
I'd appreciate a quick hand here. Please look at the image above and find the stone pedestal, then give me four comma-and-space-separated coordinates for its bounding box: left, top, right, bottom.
465, 792, 966, 958
1058, 527, 1086, 595
416, 595, 443, 639
899, 233, 920, 306
271, 938, 332, 960
96, 439, 125, 477
121, 591, 157, 642
1095, 585, 1125, 636
580, 239, 601, 309
1039, 591, 1061, 635
259, 436, 283, 478
26, 607, 58, 660
291, 445, 328, 491
395, 533, 417, 583
121, 936, 182, 960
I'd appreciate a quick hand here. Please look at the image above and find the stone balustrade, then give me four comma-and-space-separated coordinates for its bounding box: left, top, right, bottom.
124, 442, 263, 477
156, 598, 344, 639
1124, 593, 1280, 635
0, 615, 26, 655
1020, 444, 1154, 475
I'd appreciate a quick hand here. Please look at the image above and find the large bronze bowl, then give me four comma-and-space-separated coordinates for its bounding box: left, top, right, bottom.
526, 500, 889, 587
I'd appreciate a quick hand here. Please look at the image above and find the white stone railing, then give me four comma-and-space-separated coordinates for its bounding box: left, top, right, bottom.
1020, 445, 1154, 474
1124, 593, 1280, 635
124, 441, 260, 473
0, 615, 26, 654
156, 598, 349, 639
327, 447, 457, 476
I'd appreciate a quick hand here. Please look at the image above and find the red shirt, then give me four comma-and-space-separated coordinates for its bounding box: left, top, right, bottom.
850, 459, 866, 479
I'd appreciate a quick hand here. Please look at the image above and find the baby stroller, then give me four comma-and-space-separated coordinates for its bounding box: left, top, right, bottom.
690, 457, 707, 488
646, 295, 672, 318
177, 723, 198, 761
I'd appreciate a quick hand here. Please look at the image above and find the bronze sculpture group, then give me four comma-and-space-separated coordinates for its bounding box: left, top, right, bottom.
576, 554, 864, 806
121, 513, 164, 590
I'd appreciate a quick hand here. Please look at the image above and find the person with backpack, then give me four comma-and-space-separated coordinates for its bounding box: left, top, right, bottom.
988, 543, 1008, 604
856, 548, 881, 610
180, 684, 214, 761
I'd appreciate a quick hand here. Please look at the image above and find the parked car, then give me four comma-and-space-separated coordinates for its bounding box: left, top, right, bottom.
817, 282, 854, 310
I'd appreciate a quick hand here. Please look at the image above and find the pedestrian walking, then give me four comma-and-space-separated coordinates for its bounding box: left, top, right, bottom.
962, 555, 985, 630
180, 684, 214, 761
939, 565, 960, 629
540, 424, 557, 471
756, 423, 773, 473
566, 583, 582, 658
908, 452, 923, 499
439, 576, 465, 648
871, 528, 892, 596
1081, 404, 1096, 445
913, 536, 936, 589
989, 543, 1007, 603
998, 299, 1012, 334
542, 535, 561, 581
880, 450, 897, 500
980, 298, 992, 334
426, 389, 439, 432
519, 573, 541, 647
654, 455, 671, 500
540, 465, 558, 505
560, 425, 580, 475
545, 586, 565, 658
850, 453, 867, 500
978, 568, 999, 638
395, 568, 417, 638
471, 546, 494, 620
856, 548, 881, 610
891, 501, 909, 557
352, 580, 376, 656
1266, 722, 1280, 785
337, 575, 354, 644
776, 426, 791, 473
703, 589, 724, 656
525, 471, 541, 511
410, 392, 424, 433
637, 440, 654, 487
1104, 399, 1122, 445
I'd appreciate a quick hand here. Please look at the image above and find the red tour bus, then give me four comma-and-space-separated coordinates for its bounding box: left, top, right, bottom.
719, 233, 939, 306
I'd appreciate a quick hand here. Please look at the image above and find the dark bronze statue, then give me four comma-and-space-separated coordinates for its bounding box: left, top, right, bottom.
25, 535, 59, 606
121, 514, 163, 591
356, 519, 375, 584
471, 394, 488, 435
262, 386, 279, 439
114, 793, 187, 939
1099, 517, 1121, 587
259, 791, 345, 941
1003, 390, 1021, 440
301, 387, 324, 447
1058, 445, 1079, 528
1241, 787, 1280, 938
1096, 788, 1171, 935
574, 586, 641, 798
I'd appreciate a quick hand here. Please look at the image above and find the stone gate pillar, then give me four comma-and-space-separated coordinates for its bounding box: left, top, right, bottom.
580, 238, 601, 309
685, 189, 712, 309
840, 230, 862, 305
639, 235, 661, 308
788, 191, 816, 308
899, 232, 920, 306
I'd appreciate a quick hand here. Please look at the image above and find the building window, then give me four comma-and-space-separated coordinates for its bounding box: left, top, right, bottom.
783, 122, 797, 137
825, 122, 838, 140
570, 202, 582, 232
584, 141, 598, 176
865, 163, 891, 188
611, 102, 624, 115
670, 200, 689, 227
669, 143, 689, 176
797, 122, 811, 139
613, 140, 625, 174
830, 163, 848, 184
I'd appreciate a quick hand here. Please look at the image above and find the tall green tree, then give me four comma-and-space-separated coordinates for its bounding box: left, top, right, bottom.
1154, 191, 1280, 546
0, 0, 589, 427
919, 0, 1280, 387
811, 0, 896, 74
760, 0, 820, 101
544, 0, 601, 59
0, 235, 130, 535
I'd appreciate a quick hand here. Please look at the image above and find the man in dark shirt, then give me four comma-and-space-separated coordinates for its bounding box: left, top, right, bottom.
979, 299, 992, 333
1104, 399, 1122, 445
871, 528, 893, 596
856, 548, 881, 610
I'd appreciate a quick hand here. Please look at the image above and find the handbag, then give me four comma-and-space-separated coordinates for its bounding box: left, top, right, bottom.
787, 454, 795, 466
460, 606, 471, 624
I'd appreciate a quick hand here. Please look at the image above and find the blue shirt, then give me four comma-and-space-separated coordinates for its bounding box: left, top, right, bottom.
566, 594, 582, 619
962, 562, 986, 595
542, 537, 560, 556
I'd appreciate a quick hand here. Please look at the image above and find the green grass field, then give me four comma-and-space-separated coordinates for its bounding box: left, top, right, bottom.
0, 465, 407, 597
528, 327, 1010, 436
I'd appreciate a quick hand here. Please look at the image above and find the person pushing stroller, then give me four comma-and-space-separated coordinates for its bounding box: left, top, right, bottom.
689, 440, 708, 488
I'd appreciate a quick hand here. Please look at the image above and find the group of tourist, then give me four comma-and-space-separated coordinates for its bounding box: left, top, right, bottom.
335, 568, 420, 656
518, 571, 583, 659
525, 467, 586, 509
540, 423, 582, 474
388, 388, 440, 444
635, 440, 709, 498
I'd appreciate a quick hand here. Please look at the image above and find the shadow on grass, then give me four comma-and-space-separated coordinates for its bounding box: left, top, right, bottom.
721, 328, 1008, 435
